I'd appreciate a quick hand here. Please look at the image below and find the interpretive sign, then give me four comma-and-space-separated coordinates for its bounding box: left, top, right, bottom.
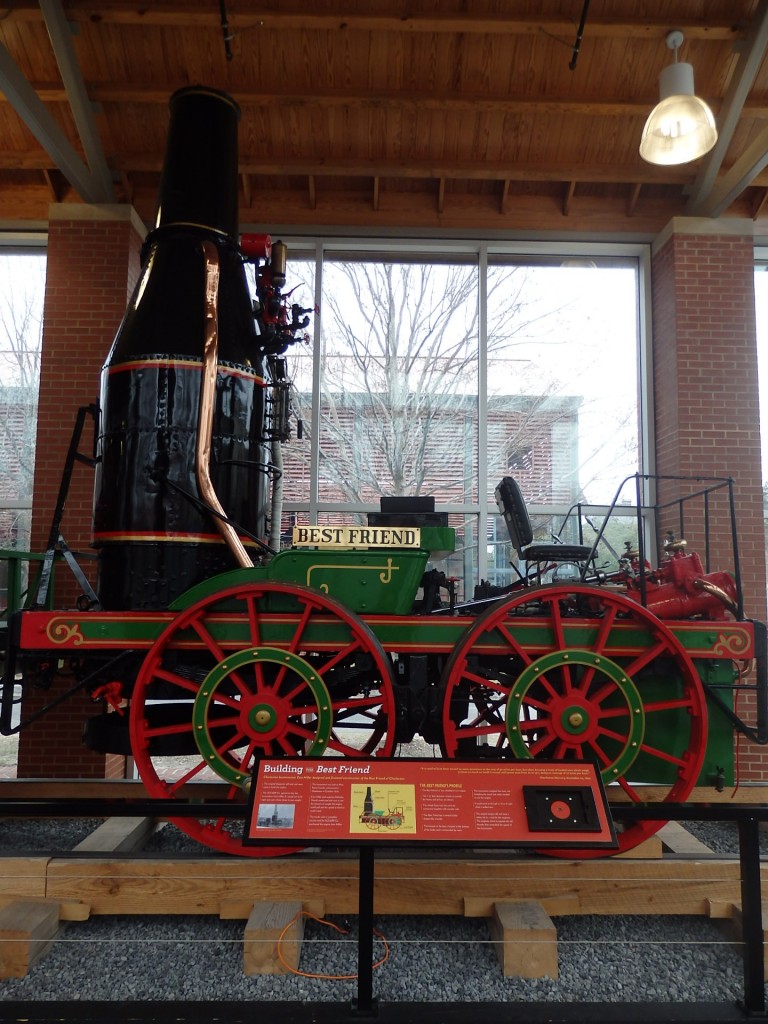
244, 758, 617, 849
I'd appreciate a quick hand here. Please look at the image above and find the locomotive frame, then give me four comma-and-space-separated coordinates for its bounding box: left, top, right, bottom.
2, 469, 767, 858
1, 85, 767, 861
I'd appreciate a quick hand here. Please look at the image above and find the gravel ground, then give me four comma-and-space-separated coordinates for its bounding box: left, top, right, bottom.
0, 817, 763, 1005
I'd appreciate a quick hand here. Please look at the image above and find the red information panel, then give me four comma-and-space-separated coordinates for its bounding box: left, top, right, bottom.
244, 759, 617, 849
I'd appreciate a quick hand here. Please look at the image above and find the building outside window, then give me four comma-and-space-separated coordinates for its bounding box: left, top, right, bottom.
278, 241, 645, 599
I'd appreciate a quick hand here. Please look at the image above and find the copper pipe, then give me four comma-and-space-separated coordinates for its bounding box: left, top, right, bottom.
197, 240, 252, 569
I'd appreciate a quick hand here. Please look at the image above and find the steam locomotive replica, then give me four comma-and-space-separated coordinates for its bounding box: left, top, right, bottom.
2, 87, 767, 858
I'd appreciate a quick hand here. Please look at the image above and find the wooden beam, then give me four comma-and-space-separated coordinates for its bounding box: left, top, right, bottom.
437, 176, 445, 214
1, 4, 746, 41
373, 175, 380, 211
72, 817, 157, 854
43, 854, 764, 918
241, 172, 251, 209
41, 168, 64, 202
91, 153, 697, 186
500, 179, 511, 214
627, 182, 642, 217
307, 174, 316, 210
753, 187, 768, 219
563, 180, 576, 216
118, 170, 134, 204
16, 84, 768, 122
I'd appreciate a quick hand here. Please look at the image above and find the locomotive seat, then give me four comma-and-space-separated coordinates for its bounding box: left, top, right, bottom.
494, 476, 594, 580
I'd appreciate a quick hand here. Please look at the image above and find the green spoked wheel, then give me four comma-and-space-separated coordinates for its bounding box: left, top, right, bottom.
129, 581, 397, 856
439, 584, 709, 857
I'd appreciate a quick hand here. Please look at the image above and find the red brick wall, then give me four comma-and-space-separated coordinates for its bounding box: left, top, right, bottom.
652, 222, 767, 780
17, 207, 143, 779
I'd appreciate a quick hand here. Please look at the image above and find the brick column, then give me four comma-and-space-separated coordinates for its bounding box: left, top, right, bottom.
17, 205, 143, 779
651, 216, 767, 779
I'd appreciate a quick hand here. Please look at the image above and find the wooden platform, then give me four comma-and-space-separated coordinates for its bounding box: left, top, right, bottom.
2, 788, 767, 981
0, 843, 762, 920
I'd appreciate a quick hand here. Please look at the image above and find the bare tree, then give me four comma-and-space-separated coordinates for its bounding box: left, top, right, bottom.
0, 253, 45, 547
289, 259, 565, 504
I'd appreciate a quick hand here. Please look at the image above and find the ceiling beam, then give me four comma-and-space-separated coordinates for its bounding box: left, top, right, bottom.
686, 0, 768, 214
89, 154, 695, 186
0, 3, 748, 40
693, 124, 768, 217
0, 41, 109, 203
11, 84, 768, 122
39, 0, 115, 202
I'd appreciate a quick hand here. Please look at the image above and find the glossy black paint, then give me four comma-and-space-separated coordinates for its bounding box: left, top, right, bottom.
92, 87, 266, 610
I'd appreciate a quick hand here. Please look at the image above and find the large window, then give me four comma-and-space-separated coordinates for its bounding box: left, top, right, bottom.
0, 251, 45, 551
0, 248, 45, 622
279, 241, 646, 599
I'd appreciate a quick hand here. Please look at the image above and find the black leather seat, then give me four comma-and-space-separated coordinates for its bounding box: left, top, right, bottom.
494, 476, 593, 576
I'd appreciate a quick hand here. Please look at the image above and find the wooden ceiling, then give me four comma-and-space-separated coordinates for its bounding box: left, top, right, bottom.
2, 1, 768, 237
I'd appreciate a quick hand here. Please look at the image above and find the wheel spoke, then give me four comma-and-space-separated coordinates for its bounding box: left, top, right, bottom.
143, 720, 194, 739
315, 639, 363, 677
622, 638, 673, 677
519, 717, 550, 733
287, 600, 314, 653
637, 741, 688, 768
151, 667, 200, 695
462, 668, 513, 695
642, 696, 696, 713
453, 723, 506, 740
166, 760, 208, 795
595, 724, 631, 745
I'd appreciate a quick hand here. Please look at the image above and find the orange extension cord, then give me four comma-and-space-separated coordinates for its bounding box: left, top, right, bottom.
277, 911, 389, 980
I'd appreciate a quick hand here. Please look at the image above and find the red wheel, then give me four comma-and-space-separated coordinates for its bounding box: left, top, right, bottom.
440, 584, 708, 856
129, 581, 396, 856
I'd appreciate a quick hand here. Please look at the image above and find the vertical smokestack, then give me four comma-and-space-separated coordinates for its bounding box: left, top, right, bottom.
93, 87, 268, 610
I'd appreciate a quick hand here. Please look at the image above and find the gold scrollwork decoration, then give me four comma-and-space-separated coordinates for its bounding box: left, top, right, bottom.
45, 619, 85, 646
713, 630, 751, 658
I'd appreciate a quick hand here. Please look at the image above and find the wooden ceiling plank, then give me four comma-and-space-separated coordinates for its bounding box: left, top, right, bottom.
308, 174, 316, 210
437, 176, 445, 214
373, 176, 380, 211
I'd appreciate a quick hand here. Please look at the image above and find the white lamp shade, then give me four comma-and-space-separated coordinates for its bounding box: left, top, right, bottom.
639, 61, 718, 165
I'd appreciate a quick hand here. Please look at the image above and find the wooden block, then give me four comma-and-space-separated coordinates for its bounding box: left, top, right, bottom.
243, 900, 305, 975
0, 900, 61, 978
616, 833, 662, 858
706, 898, 737, 920
0, 857, 49, 905
728, 901, 768, 980
658, 822, 715, 857
487, 900, 557, 979
73, 817, 157, 854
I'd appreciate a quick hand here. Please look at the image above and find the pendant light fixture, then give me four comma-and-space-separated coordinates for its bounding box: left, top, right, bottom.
639, 30, 718, 166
